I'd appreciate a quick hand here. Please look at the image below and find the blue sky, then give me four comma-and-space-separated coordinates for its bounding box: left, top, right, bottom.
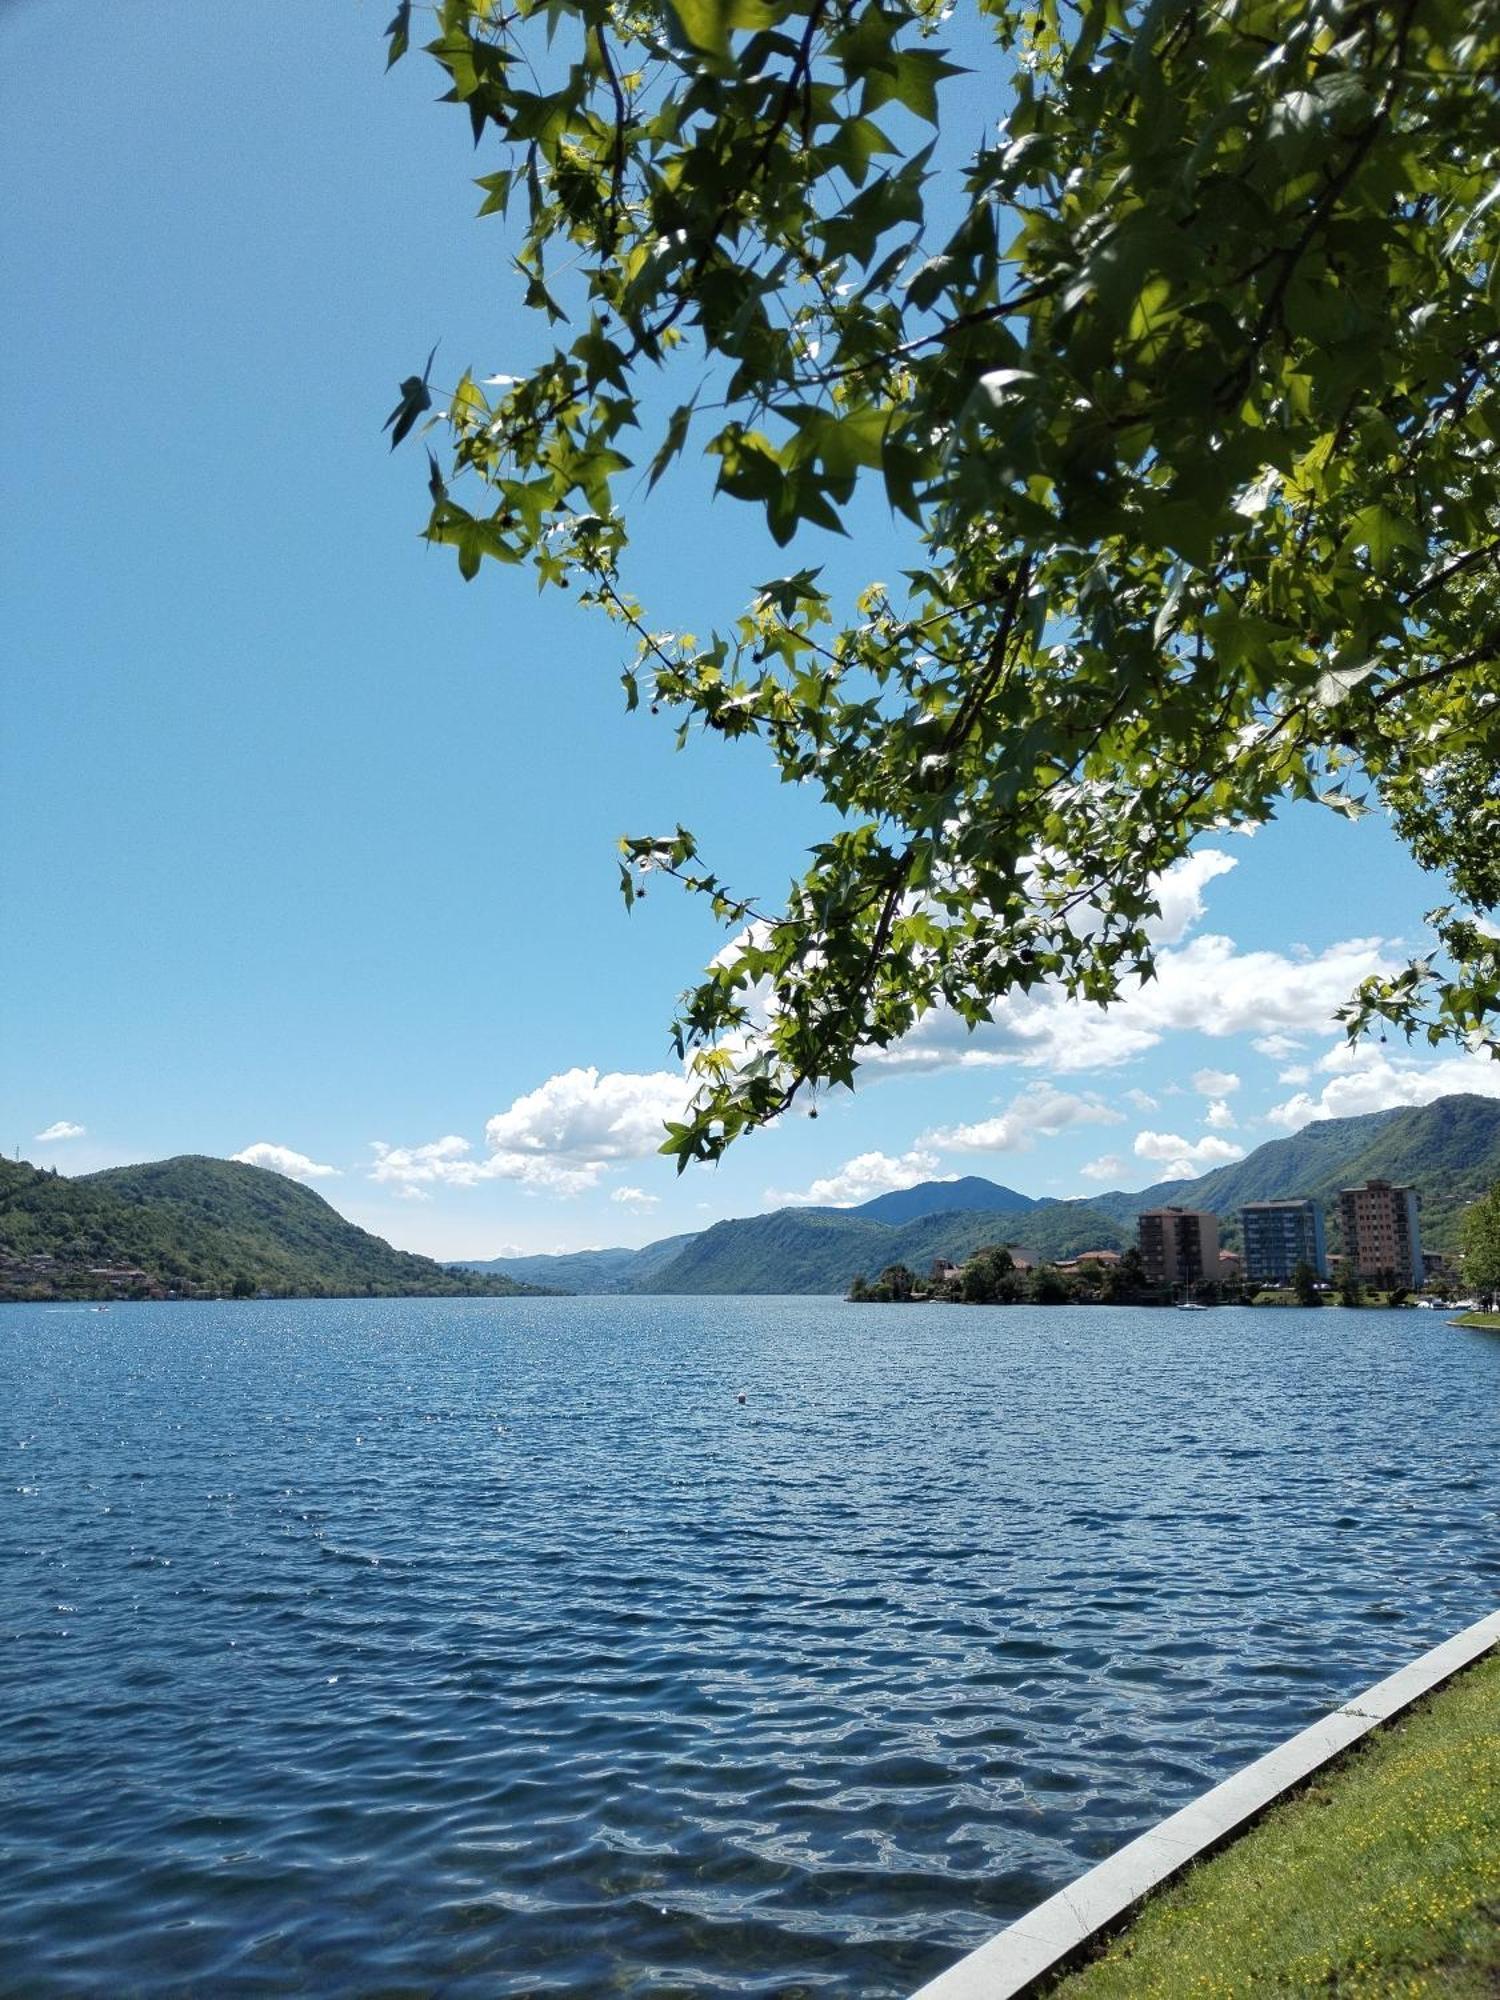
5, 2, 1497, 1260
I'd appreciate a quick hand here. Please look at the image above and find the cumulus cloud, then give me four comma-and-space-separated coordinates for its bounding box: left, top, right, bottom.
768, 1148, 945, 1208
924, 1085, 1123, 1154
1079, 1154, 1125, 1182
485, 1065, 690, 1162
770, 1089, 1125, 1208
369, 1066, 693, 1200
1124, 1089, 1159, 1111
369, 1136, 474, 1183
862, 931, 1396, 1079
863, 993, 1158, 1075
1192, 1067, 1240, 1096
610, 1186, 660, 1211
1278, 1064, 1312, 1085
1265, 1043, 1500, 1129
1147, 850, 1238, 945
1132, 1129, 1245, 1178
1129, 935, 1396, 1041
1253, 1032, 1304, 1059
232, 1141, 340, 1181
369, 1134, 599, 1197
1204, 1098, 1236, 1129
34, 1120, 85, 1142
694, 855, 1392, 1099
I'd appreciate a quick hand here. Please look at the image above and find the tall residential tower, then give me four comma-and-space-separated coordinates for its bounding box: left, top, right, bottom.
1137, 1207, 1220, 1288
1338, 1179, 1424, 1288
1240, 1200, 1328, 1285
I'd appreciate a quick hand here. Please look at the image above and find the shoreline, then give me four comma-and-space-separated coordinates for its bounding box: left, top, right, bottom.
911, 1611, 1500, 2000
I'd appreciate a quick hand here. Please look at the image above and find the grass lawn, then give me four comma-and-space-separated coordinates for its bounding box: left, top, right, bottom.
1045, 1648, 1500, 1999
1451, 1311, 1500, 1330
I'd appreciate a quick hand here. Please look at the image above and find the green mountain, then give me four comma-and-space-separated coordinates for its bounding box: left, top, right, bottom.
1081, 1108, 1410, 1225
1083, 1095, 1500, 1252
845, 1175, 1036, 1224
635, 1200, 1125, 1295
1316, 1094, 1500, 1248
459, 1093, 1500, 1294
457, 1174, 1050, 1294
459, 1182, 1125, 1297
461, 1234, 697, 1295
0, 1155, 547, 1302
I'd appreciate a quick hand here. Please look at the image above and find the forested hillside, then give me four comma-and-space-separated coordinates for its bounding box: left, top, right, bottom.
0, 1156, 546, 1301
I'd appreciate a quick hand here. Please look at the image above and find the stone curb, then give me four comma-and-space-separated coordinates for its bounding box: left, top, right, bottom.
910, 1608, 1500, 2000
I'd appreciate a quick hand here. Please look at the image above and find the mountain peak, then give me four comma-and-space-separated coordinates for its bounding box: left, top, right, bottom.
845, 1175, 1037, 1224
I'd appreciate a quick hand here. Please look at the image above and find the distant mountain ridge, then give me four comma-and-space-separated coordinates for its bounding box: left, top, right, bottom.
843, 1175, 1035, 1224
460, 1093, 1500, 1296
0, 1155, 547, 1301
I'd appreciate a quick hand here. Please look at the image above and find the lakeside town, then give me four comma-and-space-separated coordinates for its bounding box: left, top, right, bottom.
850, 1176, 1469, 1308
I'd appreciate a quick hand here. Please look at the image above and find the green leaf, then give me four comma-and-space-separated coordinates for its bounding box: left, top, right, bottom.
1346, 505, 1423, 575
664, 0, 785, 63
383, 342, 438, 450
647, 401, 697, 493
384, 0, 411, 68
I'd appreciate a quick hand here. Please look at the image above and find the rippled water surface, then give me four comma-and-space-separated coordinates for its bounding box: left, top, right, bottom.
2, 1297, 1496, 1995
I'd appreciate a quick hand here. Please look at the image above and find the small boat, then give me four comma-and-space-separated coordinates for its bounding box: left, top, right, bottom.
1175, 1301, 1209, 1312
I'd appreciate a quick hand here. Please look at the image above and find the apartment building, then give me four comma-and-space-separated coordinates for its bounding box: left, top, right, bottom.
1240, 1199, 1328, 1285
1137, 1206, 1220, 1286
1338, 1179, 1424, 1288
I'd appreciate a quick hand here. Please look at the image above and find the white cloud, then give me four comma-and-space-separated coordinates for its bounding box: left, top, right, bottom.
860, 931, 1398, 1080
1204, 1098, 1236, 1129
232, 1141, 340, 1181
610, 1185, 660, 1211
1192, 1067, 1240, 1096
394, 1185, 433, 1202
484, 1066, 690, 1163
1147, 850, 1238, 945
718, 855, 1393, 1096
369, 1134, 599, 1198
1124, 1089, 1158, 1111
1079, 1154, 1125, 1182
1278, 1064, 1312, 1085
34, 1120, 85, 1142
925, 1085, 1123, 1154
1133, 1129, 1245, 1178
1265, 1043, 1500, 1129
1253, 1032, 1304, 1059
768, 1089, 1124, 1208
369, 1066, 692, 1200
863, 993, 1157, 1076
768, 1148, 944, 1208
1131, 935, 1396, 1040
369, 1135, 474, 1183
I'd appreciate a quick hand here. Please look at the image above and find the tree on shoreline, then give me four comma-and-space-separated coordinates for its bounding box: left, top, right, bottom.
1461, 1183, 1500, 1308
961, 1245, 1020, 1304
390, 0, 1500, 1165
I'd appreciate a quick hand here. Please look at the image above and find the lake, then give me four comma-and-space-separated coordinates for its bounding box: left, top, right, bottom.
1, 1296, 1495, 1996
